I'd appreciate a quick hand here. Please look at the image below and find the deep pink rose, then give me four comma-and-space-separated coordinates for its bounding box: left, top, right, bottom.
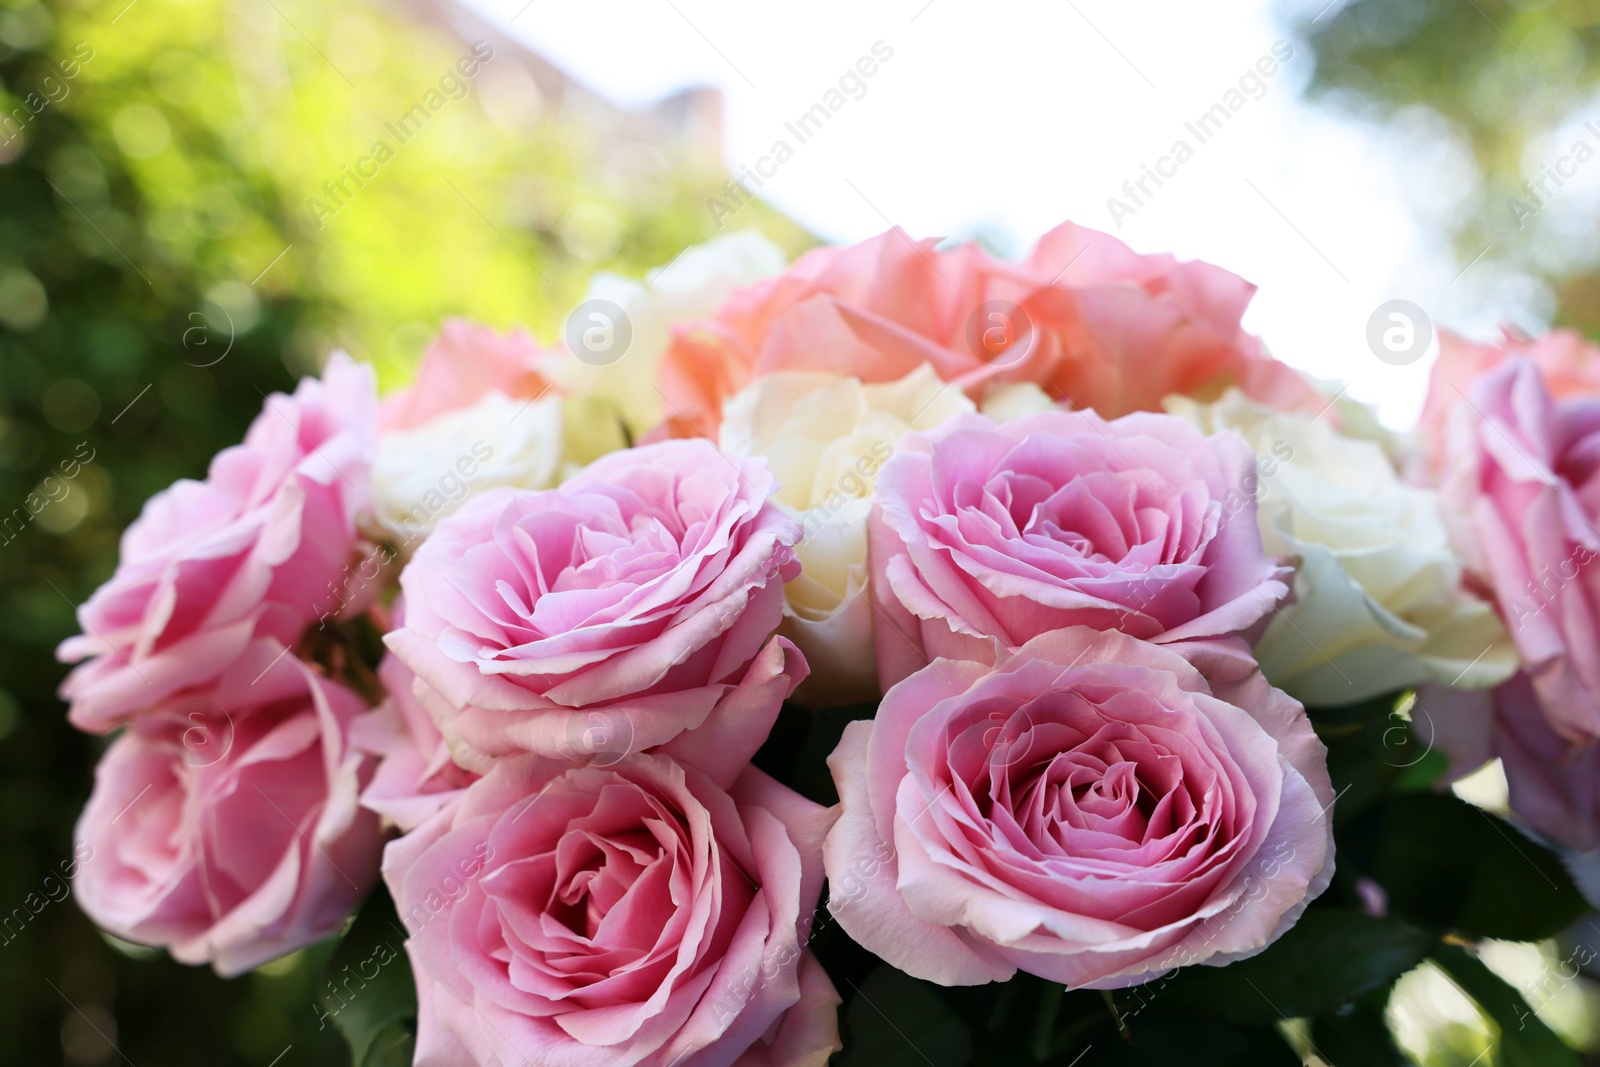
868, 410, 1290, 690
654, 221, 1318, 439
384, 752, 840, 1067
73, 641, 384, 975
58, 353, 377, 732
824, 629, 1335, 987
380, 319, 552, 432
386, 439, 807, 773
1439, 358, 1600, 741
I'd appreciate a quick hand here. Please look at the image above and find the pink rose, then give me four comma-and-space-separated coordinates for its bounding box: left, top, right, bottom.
654, 221, 1317, 438
824, 629, 1335, 987
384, 751, 841, 1067
1424, 675, 1600, 852
386, 438, 807, 773
1439, 358, 1600, 741
351, 642, 479, 834
72, 640, 384, 975
380, 319, 551, 432
1494, 675, 1600, 852
1418, 329, 1600, 478
868, 410, 1290, 690
58, 353, 377, 732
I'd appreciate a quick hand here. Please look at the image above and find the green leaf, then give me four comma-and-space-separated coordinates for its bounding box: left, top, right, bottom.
1312, 691, 1443, 828
1309, 1002, 1410, 1066
753, 701, 877, 806
1100, 1012, 1302, 1066
1430, 943, 1579, 1067
839, 963, 972, 1067
317, 888, 417, 1067
1345, 793, 1585, 941
1154, 909, 1431, 1024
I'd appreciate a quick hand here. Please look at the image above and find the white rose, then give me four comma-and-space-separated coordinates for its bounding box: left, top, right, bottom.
1166, 388, 1515, 705
978, 381, 1057, 421
543, 231, 787, 439
374, 390, 563, 547
720, 365, 973, 706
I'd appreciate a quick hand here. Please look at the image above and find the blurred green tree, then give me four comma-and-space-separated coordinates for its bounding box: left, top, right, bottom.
0, 0, 807, 1063
1290, 0, 1600, 334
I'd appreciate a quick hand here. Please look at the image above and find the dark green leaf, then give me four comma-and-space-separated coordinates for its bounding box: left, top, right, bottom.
1345, 793, 1585, 941
839, 963, 972, 1067
1312, 691, 1442, 828
1154, 909, 1431, 1024
1099, 1011, 1302, 1066
318, 888, 417, 1067
1310, 1002, 1409, 1066
1431, 943, 1579, 1067
753, 701, 877, 806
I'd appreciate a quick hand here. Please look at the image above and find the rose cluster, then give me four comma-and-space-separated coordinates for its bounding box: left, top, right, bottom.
62, 221, 1535, 1065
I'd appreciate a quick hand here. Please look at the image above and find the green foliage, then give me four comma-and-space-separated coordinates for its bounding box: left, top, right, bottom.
1430, 943, 1579, 1067
0, 0, 805, 1064
1155, 910, 1433, 1024
1293, 0, 1600, 331
320, 891, 416, 1067
1343, 790, 1586, 943
839, 964, 973, 1067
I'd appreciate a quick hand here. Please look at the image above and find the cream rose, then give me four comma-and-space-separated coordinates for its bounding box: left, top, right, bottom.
373, 390, 563, 545
720, 365, 972, 705
543, 231, 787, 439
1166, 388, 1514, 705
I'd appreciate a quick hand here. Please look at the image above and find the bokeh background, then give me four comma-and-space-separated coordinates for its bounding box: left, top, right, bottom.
3, 0, 1600, 1063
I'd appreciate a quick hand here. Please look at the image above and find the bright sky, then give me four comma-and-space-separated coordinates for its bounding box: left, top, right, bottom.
475, 0, 1541, 429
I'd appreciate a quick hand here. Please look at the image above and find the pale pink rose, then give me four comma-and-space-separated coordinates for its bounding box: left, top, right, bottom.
384, 752, 841, 1067
824, 629, 1335, 988
868, 410, 1290, 690
350, 643, 479, 834
1439, 358, 1600, 741
72, 640, 384, 976
386, 439, 807, 774
380, 319, 551, 432
654, 221, 1318, 439
1418, 329, 1600, 478
1424, 675, 1600, 853
57, 353, 377, 733
1494, 675, 1600, 852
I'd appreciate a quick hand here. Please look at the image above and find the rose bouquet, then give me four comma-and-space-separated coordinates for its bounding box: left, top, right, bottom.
61, 222, 1600, 1066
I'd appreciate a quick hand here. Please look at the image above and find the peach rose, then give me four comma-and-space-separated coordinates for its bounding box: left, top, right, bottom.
655, 221, 1319, 438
